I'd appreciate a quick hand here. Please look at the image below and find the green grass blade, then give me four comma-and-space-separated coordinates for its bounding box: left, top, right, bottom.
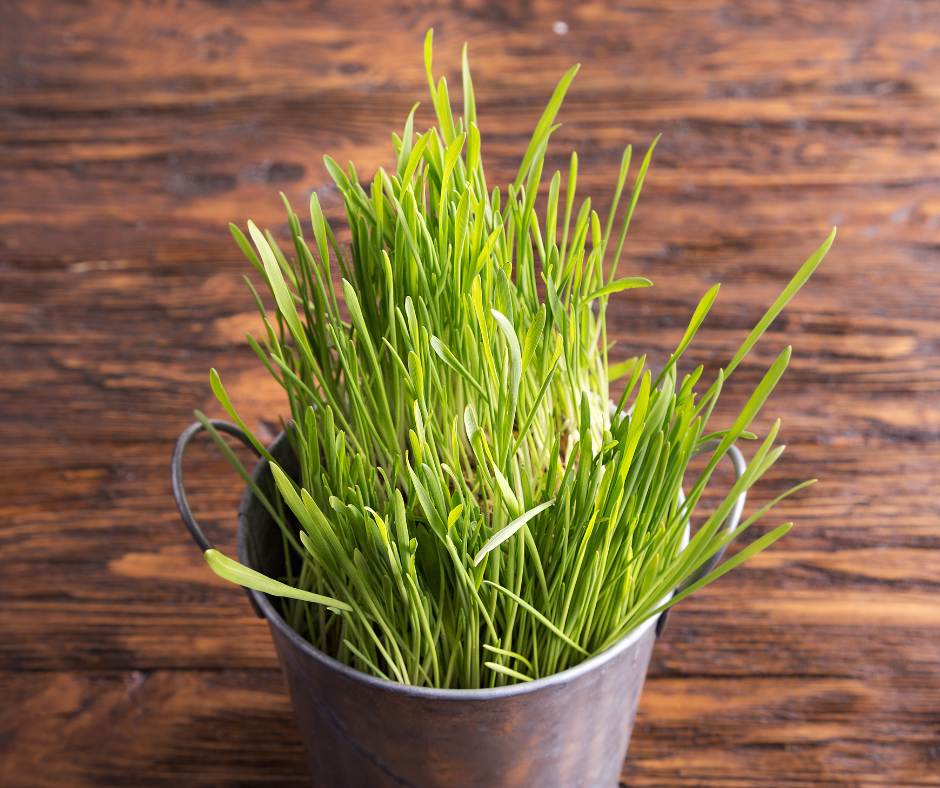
514, 64, 580, 190
474, 500, 555, 566
248, 221, 315, 369
484, 580, 588, 655
654, 284, 720, 388
204, 549, 352, 611
695, 229, 836, 417
582, 277, 652, 304
484, 662, 533, 682
644, 524, 792, 621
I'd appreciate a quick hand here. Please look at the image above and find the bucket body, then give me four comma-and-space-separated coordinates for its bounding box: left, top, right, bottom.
237, 432, 658, 788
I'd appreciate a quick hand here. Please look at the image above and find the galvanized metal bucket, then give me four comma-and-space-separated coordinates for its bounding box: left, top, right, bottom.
172, 421, 745, 788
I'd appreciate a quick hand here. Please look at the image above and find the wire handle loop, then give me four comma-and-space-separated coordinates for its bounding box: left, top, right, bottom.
656, 442, 747, 637
171, 419, 265, 618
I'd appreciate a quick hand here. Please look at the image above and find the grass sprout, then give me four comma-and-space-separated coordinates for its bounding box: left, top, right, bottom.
200, 30, 834, 688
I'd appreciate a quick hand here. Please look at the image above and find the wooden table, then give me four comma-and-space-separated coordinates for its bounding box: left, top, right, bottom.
2, 1, 938, 785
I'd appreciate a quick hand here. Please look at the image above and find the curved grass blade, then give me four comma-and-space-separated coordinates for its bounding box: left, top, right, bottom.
248, 221, 315, 369
474, 499, 555, 566
484, 580, 588, 655
653, 283, 720, 388
431, 336, 488, 399
643, 523, 792, 622
520, 304, 546, 374
694, 228, 836, 417
609, 134, 660, 282
204, 549, 352, 611
515, 64, 580, 189
483, 643, 534, 672
485, 662, 533, 682
208, 369, 276, 465
582, 277, 652, 304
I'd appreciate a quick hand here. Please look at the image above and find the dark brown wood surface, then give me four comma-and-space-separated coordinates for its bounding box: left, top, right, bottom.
1, 1, 938, 786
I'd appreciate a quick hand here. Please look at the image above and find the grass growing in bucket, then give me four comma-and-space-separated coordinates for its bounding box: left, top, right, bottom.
198, 30, 833, 689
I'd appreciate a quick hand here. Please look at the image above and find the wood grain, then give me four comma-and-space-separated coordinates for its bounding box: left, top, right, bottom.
1, 0, 938, 785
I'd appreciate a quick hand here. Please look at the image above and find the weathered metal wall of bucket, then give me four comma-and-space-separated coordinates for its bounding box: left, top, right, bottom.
239, 431, 658, 788
266, 615, 655, 788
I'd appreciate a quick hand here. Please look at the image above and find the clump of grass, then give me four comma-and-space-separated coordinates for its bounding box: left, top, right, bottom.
198, 30, 834, 688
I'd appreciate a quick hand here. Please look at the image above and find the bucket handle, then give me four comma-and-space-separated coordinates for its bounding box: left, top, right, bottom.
656, 441, 747, 637
171, 419, 265, 618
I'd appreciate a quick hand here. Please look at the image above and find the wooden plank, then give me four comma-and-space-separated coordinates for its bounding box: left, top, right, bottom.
1, 671, 936, 787
624, 676, 940, 787
1, 0, 938, 784
0, 670, 308, 788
